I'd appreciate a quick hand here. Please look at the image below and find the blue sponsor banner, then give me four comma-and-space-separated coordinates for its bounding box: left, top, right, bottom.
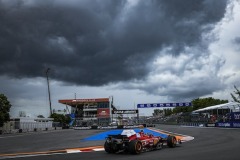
216, 122, 240, 128
232, 122, 240, 128
230, 112, 240, 121
216, 122, 232, 128
137, 102, 192, 108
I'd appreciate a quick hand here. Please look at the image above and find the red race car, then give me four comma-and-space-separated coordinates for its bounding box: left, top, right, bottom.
104, 129, 181, 154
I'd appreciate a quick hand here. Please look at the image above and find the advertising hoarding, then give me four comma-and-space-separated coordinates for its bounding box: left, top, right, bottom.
137, 102, 192, 108
230, 112, 240, 121
97, 108, 110, 118
112, 110, 138, 114
216, 122, 240, 128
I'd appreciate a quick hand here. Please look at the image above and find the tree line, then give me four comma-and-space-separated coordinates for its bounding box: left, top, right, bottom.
154, 97, 229, 117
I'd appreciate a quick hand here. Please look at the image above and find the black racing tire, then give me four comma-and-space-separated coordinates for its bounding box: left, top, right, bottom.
155, 142, 162, 150
104, 141, 113, 153
128, 140, 142, 154
167, 135, 177, 148
111, 141, 119, 153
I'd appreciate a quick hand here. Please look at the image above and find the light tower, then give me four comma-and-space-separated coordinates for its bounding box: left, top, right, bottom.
46, 68, 52, 116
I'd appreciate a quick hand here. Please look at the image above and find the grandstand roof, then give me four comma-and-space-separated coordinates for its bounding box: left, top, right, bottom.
193, 102, 240, 112
58, 98, 109, 107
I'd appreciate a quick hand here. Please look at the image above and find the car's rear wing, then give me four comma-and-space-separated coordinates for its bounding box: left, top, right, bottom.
106, 134, 128, 139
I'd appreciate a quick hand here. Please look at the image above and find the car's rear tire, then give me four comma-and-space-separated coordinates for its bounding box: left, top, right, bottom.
111, 141, 119, 153
129, 140, 142, 154
104, 141, 113, 153
167, 135, 177, 148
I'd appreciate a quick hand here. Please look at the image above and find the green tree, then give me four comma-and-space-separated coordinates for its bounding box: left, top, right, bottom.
164, 108, 173, 116
37, 115, 45, 118
0, 94, 12, 127
152, 109, 163, 116
231, 85, 240, 103
173, 106, 193, 114
50, 113, 71, 124
192, 97, 228, 111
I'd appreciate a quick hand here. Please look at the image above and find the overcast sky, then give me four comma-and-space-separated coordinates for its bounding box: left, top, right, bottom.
0, 0, 240, 118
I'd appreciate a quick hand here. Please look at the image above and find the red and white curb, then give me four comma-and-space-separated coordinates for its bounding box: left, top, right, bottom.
0, 146, 105, 159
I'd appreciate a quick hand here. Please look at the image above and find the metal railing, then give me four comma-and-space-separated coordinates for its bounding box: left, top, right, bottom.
0, 121, 63, 134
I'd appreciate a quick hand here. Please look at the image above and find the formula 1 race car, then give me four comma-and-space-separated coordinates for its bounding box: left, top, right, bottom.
104, 129, 181, 154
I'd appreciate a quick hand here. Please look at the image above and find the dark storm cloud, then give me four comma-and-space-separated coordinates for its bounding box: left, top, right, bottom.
233, 36, 240, 44
0, 0, 228, 86
232, 37, 240, 51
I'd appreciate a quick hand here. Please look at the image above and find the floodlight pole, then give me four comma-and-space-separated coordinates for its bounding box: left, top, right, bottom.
109, 96, 113, 123
46, 68, 52, 116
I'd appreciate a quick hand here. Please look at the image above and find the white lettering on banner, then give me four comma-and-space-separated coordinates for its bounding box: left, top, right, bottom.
234, 113, 240, 120
113, 110, 138, 114
218, 123, 231, 127
114, 111, 123, 114
72, 99, 97, 102
137, 102, 192, 108
233, 123, 240, 128
207, 123, 215, 127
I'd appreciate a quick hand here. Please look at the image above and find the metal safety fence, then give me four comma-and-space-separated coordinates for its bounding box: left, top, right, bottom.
0, 121, 62, 134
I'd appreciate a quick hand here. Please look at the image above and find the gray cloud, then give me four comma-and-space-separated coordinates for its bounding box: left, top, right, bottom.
233, 36, 240, 45
0, 0, 229, 87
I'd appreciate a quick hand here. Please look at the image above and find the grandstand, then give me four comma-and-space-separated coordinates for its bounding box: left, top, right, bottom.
58, 97, 116, 126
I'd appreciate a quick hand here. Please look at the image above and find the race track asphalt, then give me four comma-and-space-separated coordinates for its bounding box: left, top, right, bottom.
0, 125, 240, 160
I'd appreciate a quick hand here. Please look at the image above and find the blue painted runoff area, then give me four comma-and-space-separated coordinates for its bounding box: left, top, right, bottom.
82, 128, 168, 141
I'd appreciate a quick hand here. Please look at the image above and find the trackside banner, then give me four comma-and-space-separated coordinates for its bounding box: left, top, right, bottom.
230, 112, 240, 121
137, 102, 192, 108
112, 110, 138, 114
216, 122, 240, 128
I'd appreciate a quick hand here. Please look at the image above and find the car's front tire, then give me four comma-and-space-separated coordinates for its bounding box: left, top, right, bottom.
167, 135, 177, 148
155, 142, 163, 150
